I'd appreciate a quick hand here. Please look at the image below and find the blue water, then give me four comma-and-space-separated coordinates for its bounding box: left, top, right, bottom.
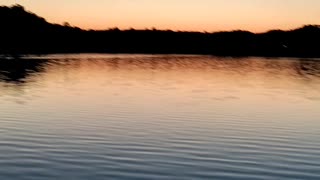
0, 54, 320, 179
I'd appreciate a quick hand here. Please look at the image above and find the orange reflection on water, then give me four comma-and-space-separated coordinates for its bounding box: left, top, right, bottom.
1, 55, 320, 126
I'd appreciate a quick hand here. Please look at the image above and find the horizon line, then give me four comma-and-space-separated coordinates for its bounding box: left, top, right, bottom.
2, 4, 320, 34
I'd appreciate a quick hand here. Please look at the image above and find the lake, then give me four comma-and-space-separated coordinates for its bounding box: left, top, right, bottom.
0, 54, 320, 180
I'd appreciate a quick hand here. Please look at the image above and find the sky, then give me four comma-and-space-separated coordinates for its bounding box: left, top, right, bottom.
1, 0, 320, 32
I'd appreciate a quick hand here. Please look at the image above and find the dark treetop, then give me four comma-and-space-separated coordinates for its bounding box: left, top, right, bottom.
1, 4, 320, 57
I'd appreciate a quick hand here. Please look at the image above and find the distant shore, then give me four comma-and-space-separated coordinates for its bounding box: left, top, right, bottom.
1, 5, 320, 58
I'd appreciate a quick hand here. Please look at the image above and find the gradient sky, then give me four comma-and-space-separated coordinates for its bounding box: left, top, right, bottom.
1, 0, 320, 32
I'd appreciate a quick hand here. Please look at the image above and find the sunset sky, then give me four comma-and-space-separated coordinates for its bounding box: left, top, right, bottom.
1, 0, 320, 32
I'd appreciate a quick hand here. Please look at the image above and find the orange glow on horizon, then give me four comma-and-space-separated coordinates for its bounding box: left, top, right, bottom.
1, 0, 320, 33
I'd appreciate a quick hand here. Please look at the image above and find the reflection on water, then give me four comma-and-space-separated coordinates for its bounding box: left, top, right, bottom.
0, 54, 320, 179
0, 58, 46, 84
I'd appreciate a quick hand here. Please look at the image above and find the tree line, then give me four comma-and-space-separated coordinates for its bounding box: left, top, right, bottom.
1, 4, 320, 57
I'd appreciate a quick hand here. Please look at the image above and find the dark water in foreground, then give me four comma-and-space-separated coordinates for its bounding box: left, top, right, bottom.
0, 54, 320, 180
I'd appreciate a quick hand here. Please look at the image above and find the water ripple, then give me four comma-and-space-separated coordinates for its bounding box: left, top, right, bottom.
0, 54, 320, 179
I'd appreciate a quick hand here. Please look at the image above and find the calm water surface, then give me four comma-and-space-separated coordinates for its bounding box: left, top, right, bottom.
0, 54, 320, 179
